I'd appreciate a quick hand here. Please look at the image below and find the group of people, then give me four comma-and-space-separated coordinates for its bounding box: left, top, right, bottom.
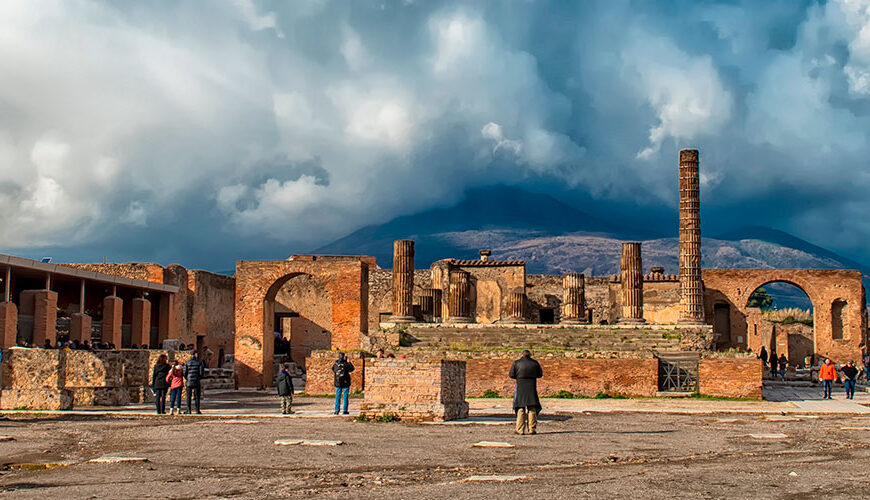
818, 358, 864, 400
150, 350, 206, 414
758, 346, 790, 379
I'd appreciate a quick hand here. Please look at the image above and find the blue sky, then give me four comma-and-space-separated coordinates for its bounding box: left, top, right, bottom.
2, 0, 870, 271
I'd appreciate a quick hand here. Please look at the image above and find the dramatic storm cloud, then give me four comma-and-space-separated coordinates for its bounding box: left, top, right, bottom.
2, 0, 870, 269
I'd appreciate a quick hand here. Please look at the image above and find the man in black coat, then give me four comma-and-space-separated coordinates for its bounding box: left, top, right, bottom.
510, 349, 543, 435
183, 350, 205, 415
276, 364, 295, 414
332, 352, 355, 415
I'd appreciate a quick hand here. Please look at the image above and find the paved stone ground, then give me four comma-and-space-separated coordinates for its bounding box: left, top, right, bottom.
2, 407, 870, 498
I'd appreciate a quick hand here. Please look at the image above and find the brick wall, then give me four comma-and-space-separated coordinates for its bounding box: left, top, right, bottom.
360, 358, 469, 421
303, 352, 366, 395
699, 358, 763, 399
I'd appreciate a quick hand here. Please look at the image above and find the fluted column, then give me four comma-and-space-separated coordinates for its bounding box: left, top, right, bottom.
447, 270, 470, 323
679, 149, 704, 324
420, 288, 443, 323
503, 290, 526, 324
619, 242, 645, 323
561, 273, 586, 324
391, 240, 415, 323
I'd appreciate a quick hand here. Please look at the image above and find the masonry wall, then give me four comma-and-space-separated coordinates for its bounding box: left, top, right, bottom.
432, 262, 525, 324
368, 269, 432, 330
188, 270, 235, 361
360, 358, 469, 421
699, 358, 763, 399
304, 351, 366, 395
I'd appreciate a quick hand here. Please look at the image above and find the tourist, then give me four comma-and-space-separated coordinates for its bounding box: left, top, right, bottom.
43, 339, 52, 349
276, 363, 294, 414
864, 352, 870, 382
178, 343, 186, 351
203, 345, 214, 368
332, 352, 355, 415
841, 360, 859, 400
759, 346, 768, 369
376, 349, 385, 358
769, 348, 778, 378
184, 350, 205, 414
131, 344, 138, 350
166, 361, 184, 415
151, 354, 171, 414
819, 358, 837, 399
509, 349, 543, 435
778, 354, 788, 380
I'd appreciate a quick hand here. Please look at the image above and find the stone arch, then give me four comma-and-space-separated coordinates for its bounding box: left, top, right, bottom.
234, 260, 368, 387
702, 269, 865, 363
269, 273, 333, 369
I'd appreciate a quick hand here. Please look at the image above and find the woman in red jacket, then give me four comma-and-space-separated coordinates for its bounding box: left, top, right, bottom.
165, 362, 185, 415
819, 358, 837, 400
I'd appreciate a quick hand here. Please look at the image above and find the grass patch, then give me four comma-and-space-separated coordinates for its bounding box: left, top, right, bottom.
481, 389, 500, 398
355, 412, 399, 423
592, 392, 627, 399
690, 392, 757, 401
544, 390, 589, 399
661, 331, 681, 340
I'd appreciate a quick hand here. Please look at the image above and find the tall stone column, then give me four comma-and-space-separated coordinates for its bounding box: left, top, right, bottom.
679, 149, 704, 324
447, 270, 470, 323
32, 290, 58, 347
69, 313, 92, 343
0, 302, 18, 348
503, 290, 526, 324
420, 288, 443, 323
391, 240, 415, 323
131, 297, 151, 348
102, 295, 123, 347
619, 242, 645, 323
561, 273, 586, 324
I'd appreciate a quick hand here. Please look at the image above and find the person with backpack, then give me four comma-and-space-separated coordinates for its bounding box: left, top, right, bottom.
841, 360, 859, 400
332, 352, 355, 415
276, 363, 295, 414
151, 354, 171, 414
778, 354, 788, 380
183, 350, 205, 414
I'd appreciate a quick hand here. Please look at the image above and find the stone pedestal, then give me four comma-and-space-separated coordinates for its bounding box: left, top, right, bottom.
69, 313, 92, 343
560, 273, 586, 324
502, 290, 526, 324
131, 297, 151, 348
447, 271, 471, 323
619, 242, 645, 324
102, 296, 123, 347
0, 302, 18, 348
360, 358, 469, 422
32, 290, 58, 347
679, 149, 704, 324
391, 240, 415, 323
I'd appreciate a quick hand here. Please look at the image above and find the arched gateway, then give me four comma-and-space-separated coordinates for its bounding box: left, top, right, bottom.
702, 269, 866, 363
234, 258, 369, 387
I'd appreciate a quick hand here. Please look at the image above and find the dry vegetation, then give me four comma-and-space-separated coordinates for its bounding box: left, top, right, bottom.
762, 307, 813, 325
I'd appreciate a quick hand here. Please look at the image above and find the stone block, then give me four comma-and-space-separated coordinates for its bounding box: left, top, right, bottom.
102, 296, 123, 346
699, 358, 762, 399
0, 302, 18, 348
131, 298, 152, 347
32, 290, 58, 347
1, 388, 73, 410
69, 313, 93, 343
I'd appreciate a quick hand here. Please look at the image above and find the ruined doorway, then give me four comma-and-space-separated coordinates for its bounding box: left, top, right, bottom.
744, 282, 814, 366
712, 303, 730, 344
539, 308, 555, 324
269, 274, 332, 369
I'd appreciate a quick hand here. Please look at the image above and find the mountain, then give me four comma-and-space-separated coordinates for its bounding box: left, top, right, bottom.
314, 185, 868, 280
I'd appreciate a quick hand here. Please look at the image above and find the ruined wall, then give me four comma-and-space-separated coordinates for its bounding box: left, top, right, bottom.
304, 351, 367, 395
368, 269, 432, 331
699, 358, 763, 399
62, 263, 166, 284
642, 281, 681, 324
431, 262, 525, 323
188, 270, 235, 360
526, 275, 563, 323
360, 358, 469, 421
275, 274, 333, 367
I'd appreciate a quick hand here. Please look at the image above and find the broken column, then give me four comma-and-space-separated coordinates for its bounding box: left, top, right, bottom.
391, 240, 415, 323
69, 313, 92, 343
102, 295, 123, 347
32, 290, 58, 347
420, 288, 443, 322
561, 273, 587, 324
503, 290, 526, 324
619, 242, 645, 323
131, 297, 151, 347
679, 149, 704, 324
447, 270, 471, 323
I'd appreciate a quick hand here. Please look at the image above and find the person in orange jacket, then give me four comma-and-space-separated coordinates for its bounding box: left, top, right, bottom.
819, 358, 837, 400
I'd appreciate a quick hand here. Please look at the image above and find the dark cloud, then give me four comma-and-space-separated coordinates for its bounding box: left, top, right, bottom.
2, 0, 870, 270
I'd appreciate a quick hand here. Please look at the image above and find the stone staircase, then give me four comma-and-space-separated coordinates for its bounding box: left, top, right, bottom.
201, 367, 234, 391
401, 326, 683, 354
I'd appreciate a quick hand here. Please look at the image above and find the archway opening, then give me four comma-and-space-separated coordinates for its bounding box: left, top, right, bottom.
745, 281, 814, 367
264, 273, 332, 378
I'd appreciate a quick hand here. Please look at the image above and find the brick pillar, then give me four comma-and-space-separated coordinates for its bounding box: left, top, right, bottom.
158, 293, 176, 348
131, 297, 151, 348
561, 273, 586, 324
32, 290, 58, 347
391, 240, 415, 323
102, 296, 123, 347
0, 302, 18, 348
447, 270, 470, 323
679, 149, 704, 324
69, 312, 92, 343
503, 290, 527, 324
619, 242, 645, 323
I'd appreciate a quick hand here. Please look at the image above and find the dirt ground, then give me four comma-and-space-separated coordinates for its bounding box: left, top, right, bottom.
1, 397, 870, 499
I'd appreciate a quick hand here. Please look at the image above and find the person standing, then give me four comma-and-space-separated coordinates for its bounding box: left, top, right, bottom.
769, 348, 778, 378
332, 352, 355, 415
778, 354, 788, 380
184, 350, 205, 414
166, 362, 184, 415
841, 360, 859, 400
819, 358, 838, 399
276, 363, 295, 414
510, 349, 543, 435
863, 352, 870, 382
759, 346, 768, 370
151, 354, 171, 414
